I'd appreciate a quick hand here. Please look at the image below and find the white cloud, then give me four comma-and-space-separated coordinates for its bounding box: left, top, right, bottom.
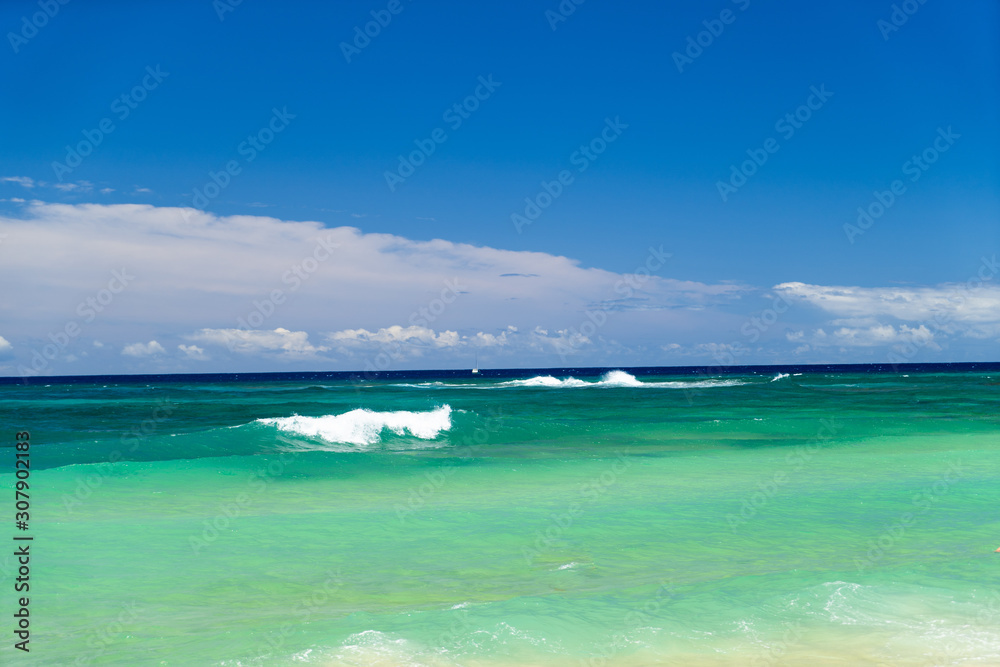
189, 328, 328, 358
328, 325, 461, 349
122, 340, 166, 357
775, 279, 1000, 326
0, 204, 735, 347
694, 342, 747, 358
785, 324, 938, 349
0, 336, 11, 352
3, 201, 989, 371
52, 181, 93, 193
528, 326, 591, 354
1, 176, 34, 188
326, 325, 523, 362
473, 325, 517, 347
100, 188, 115, 194
775, 279, 1000, 351
178, 344, 209, 360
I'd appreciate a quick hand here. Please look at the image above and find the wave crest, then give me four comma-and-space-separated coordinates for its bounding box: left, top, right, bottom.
499, 370, 745, 389
258, 405, 452, 450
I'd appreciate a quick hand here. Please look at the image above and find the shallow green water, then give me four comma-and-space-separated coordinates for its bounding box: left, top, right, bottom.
1, 370, 999, 665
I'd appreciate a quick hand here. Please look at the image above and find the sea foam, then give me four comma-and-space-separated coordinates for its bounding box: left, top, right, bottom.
391, 370, 747, 389
258, 405, 452, 449
499, 370, 745, 389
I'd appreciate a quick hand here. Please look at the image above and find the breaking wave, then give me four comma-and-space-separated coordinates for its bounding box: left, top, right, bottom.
388, 371, 748, 389
498, 370, 746, 389
257, 405, 452, 450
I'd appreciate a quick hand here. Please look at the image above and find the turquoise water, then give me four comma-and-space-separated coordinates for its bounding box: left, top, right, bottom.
2, 369, 999, 665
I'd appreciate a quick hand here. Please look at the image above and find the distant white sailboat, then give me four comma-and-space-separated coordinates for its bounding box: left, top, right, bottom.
472, 353, 479, 374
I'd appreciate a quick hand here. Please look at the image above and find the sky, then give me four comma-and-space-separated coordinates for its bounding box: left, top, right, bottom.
0, 0, 998, 376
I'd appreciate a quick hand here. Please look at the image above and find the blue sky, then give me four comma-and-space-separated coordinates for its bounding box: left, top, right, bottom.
1, 0, 998, 376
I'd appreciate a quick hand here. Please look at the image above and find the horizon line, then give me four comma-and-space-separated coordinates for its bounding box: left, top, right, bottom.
3, 360, 998, 386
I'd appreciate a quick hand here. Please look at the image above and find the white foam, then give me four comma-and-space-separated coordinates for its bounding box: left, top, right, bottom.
499, 371, 747, 389
498, 375, 590, 388
598, 369, 645, 387
771, 373, 790, 382
258, 405, 452, 449
390, 371, 748, 390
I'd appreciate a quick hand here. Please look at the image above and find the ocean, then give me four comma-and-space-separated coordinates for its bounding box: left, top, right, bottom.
2, 363, 999, 666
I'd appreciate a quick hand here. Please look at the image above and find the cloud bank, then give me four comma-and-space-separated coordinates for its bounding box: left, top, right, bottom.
0, 202, 995, 375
